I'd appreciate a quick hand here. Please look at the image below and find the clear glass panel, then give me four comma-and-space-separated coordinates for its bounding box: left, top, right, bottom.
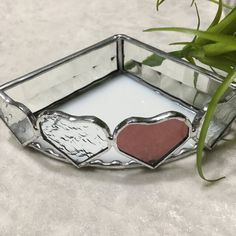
5, 42, 117, 112
123, 40, 235, 110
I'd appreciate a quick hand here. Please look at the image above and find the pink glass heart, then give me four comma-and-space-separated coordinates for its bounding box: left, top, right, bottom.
116, 119, 189, 168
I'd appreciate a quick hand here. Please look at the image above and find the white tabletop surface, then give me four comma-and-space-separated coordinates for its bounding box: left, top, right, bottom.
0, 1, 236, 235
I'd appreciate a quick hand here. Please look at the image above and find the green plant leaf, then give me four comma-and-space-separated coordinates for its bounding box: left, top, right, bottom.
169, 41, 192, 45
195, 0, 223, 45
142, 50, 183, 67
156, 0, 165, 11
203, 42, 236, 56
207, 7, 236, 35
191, 0, 196, 7
143, 27, 236, 47
187, 47, 205, 58
125, 51, 183, 70
124, 60, 137, 70
197, 56, 234, 73
170, 50, 183, 58
208, 0, 234, 9
155, 0, 199, 11
196, 68, 236, 182
209, 0, 223, 28
223, 52, 236, 64
194, 2, 201, 31
142, 54, 165, 66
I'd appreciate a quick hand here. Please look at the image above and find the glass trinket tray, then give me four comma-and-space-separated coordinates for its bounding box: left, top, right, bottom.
0, 34, 236, 169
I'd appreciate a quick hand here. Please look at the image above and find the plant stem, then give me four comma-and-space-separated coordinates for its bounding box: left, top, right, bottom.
196, 68, 236, 182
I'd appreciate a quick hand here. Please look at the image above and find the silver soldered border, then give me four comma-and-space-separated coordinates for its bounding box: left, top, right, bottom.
0, 34, 234, 169
112, 111, 193, 169
37, 110, 112, 168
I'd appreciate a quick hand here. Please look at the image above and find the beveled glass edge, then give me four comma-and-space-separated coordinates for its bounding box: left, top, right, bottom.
0, 35, 119, 91
1, 34, 235, 92
120, 34, 236, 89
